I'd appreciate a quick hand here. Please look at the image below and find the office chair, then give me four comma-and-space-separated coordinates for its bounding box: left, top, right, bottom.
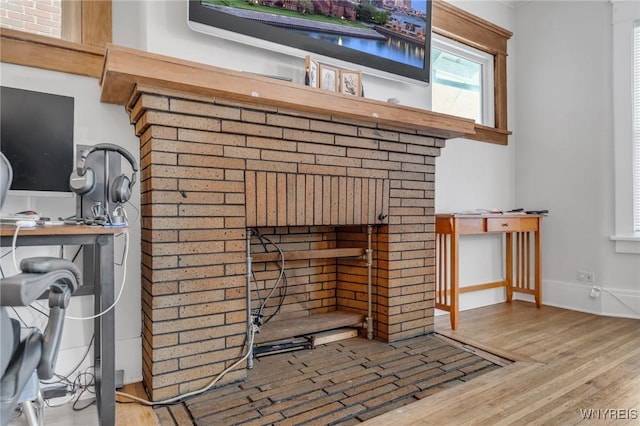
0, 153, 81, 425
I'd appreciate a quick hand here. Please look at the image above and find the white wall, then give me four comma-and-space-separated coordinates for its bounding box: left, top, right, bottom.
0, 64, 143, 384
514, 0, 640, 318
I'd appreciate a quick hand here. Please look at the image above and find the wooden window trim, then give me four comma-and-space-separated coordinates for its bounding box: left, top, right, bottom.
433, 0, 513, 145
0, 0, 111, 78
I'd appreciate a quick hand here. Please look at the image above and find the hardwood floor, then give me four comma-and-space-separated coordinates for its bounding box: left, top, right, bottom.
116, 382, 158, 425
115, 302, 640, 425
364, 301, 640, 425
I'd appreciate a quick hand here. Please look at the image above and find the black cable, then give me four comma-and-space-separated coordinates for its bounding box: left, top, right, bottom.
42, 334, 95, 386
71, 246, 82, 263
251, 227, 270, 253
28, 302, 49, 317
251, 229, 288, 323
0, 248, 14, 259
10, 307, 29, 328
71, 369, 96, 411
72, 394, 96, 411
263, 271, 287, 324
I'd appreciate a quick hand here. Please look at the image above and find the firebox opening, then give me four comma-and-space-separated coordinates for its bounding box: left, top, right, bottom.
247, 225, 378, 356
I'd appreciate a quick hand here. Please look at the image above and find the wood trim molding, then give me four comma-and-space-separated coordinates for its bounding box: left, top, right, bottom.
0, 28, 105, 77
81, 0, 112, 48
467, 124, 511, 146
100, 44, 475, 139
433, 0, 513, 145
432, 0, 512, 55
0, 0, 110, 77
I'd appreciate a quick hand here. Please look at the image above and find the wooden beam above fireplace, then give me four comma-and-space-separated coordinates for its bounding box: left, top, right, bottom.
99, 45, 475, 140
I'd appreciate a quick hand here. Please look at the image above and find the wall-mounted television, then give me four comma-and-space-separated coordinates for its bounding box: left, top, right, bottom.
0, 86, 74, 196
187, 0, 432, 84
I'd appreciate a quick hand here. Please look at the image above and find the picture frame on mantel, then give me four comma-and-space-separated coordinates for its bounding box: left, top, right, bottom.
305, 55, 319, 88
340, 70, 362, 96
319, 64, 338, 92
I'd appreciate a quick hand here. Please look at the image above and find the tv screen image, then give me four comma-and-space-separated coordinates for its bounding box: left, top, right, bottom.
0, 87, 74, 195
188, 0, 432, 83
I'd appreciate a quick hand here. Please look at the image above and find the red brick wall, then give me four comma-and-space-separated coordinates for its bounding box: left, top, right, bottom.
0, 0, 61, 38
128, 86, 444, 399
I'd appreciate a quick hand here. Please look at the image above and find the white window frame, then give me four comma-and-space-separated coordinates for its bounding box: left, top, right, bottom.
431, 33, 495, 127
611, 0, 640, 254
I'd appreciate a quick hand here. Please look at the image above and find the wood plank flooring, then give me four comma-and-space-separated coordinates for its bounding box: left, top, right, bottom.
115, 302, 640, 425
365, 301, 640, 425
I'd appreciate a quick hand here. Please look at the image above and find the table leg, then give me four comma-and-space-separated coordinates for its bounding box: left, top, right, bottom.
450, 231, 459, 330
93, 235, 116, 426
505, 232, 513, 302
534, 224, 542, 308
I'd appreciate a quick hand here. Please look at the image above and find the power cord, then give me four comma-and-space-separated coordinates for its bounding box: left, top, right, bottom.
66, 232, 129, 321
115, 325, 256, 406
12, 224, 23, 272
590, 285, 640, 314
251, 229, 287, 324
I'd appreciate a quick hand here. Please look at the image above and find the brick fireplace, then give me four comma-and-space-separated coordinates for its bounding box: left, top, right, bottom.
100, 45, 474, 400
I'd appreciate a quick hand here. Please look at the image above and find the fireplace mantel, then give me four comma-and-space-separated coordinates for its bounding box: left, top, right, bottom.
100, 45, 474, 140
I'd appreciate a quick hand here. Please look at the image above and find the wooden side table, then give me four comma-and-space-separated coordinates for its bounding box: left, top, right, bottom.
435, 214, 543, 330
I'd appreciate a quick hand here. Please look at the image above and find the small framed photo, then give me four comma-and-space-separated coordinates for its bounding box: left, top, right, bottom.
305, 55, 319, 88
340, 70, 362, 96
319, 64, 338, 92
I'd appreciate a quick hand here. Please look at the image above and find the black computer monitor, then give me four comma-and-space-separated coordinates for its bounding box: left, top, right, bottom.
0, 86, 74, 196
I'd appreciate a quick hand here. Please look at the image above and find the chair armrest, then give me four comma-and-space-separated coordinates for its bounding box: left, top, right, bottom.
20, 257, 81, 291
0, 258, 81, 306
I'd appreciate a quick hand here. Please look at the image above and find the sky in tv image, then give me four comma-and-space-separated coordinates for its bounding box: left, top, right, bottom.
202, 0, 429, 68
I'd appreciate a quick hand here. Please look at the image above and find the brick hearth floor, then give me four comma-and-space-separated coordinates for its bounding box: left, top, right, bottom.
154, 333, 509, 425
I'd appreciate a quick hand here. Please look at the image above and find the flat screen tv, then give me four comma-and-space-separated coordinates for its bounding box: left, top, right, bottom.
0, 86, 74, 196
187, 0, 432, 84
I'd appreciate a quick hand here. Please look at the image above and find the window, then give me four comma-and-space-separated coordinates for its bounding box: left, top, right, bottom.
431, 34, 494, 126
611, 1, 640, 253
0, 0, 111, 78
0, 0, 62, 38
634, 20, 640, 232
432, 1, 513, 145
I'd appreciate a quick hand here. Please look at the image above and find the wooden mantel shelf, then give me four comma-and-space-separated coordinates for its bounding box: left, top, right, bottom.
99, 45, 475, 139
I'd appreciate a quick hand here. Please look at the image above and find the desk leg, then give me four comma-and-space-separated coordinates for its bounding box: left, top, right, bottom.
93, 235, 116, 426
450, 232, 459, 330
535, 226, 542, 308
505, 232, 513, 302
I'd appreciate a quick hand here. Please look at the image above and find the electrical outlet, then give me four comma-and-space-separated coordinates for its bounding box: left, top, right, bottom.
577, 271, 595, 284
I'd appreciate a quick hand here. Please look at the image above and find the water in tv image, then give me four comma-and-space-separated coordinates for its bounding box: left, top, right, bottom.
202, 0, 429, 69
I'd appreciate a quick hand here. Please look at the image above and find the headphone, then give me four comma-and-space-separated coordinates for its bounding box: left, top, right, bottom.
69, 143, 138, 204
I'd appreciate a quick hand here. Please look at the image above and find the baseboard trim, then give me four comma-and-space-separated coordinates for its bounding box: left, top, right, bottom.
540, 279, 639, 319
436, 280, 640, 320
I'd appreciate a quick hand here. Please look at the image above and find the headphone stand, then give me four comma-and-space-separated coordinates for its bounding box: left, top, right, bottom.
74, 144, 121, 224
